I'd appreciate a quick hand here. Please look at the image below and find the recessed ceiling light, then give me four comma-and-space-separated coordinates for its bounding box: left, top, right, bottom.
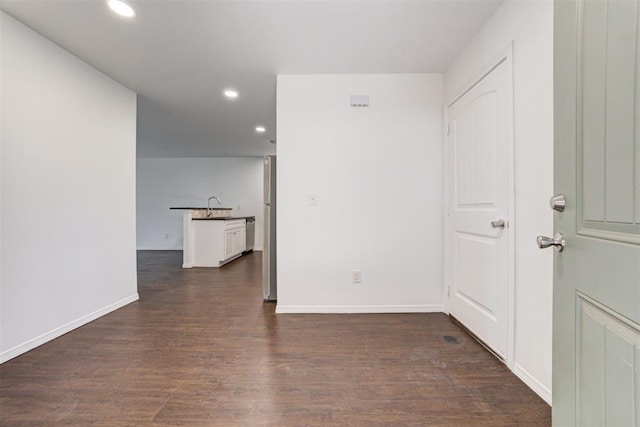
224, 89, 238, 99
255, 126, 266, 133
107, 0, 135, 18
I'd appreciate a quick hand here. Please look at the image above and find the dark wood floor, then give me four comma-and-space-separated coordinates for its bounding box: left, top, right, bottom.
0, 251, 550, 426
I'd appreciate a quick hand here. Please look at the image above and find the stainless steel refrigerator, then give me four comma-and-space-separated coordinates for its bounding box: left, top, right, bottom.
262, 155, 277, 301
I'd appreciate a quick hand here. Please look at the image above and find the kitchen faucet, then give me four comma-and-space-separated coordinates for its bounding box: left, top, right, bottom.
207, 196, 222, 217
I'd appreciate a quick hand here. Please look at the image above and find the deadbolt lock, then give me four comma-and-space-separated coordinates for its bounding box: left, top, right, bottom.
549, 194, 566, 212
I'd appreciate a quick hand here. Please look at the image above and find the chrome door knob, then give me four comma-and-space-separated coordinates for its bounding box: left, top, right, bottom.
490, 219, 506, 229
537, 233, 565, 252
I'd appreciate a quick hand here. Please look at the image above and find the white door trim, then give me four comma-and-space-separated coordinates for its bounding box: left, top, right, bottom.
443, 42, 516, 369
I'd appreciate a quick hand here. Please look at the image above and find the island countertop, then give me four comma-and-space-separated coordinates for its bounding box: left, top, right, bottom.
170, 207, 253, 221
192, 216, 255, 221
169, 207, 232, 210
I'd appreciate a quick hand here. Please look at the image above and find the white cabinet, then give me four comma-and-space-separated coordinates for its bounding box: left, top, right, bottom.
224, 220, 246, 259
191, 218, 246, 267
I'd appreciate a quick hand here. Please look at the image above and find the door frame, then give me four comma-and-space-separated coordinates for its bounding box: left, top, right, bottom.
443, 43, 517, 368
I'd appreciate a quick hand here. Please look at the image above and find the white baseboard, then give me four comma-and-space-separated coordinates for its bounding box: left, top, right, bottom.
138, 248, 264, 253
512, 363, 552, 405
0, 293, 139, 364
275, 304, 444, 314
137, 247, 265, 252
137, 247, 182, 251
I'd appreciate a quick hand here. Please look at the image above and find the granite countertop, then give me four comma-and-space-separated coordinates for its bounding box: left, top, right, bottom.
169, 207, 254, 221
192, 216, 255, 221
170, 207, 232, 210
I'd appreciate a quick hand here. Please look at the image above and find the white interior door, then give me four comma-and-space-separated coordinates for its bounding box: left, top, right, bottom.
553, 0, 640, 424
446, 53, 513, 359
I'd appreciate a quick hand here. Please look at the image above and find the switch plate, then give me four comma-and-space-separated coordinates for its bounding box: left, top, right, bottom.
352, 270, 362, 283
350, 95, 370, 107
309, 193, 318, 206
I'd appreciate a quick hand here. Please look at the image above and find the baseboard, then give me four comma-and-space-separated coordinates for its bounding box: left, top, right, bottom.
137, 247, 264, 251
512, 363, 552, 405
137, 247, 182, 251
0, 293, 139, 364
275, 304, 444, 314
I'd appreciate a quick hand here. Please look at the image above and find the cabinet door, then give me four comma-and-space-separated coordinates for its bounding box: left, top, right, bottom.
224, 230, 235, 259
236, 227, 246, 254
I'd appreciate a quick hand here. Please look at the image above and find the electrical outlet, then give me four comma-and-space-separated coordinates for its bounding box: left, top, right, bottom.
309, 193, 318, 206
164, 233, 169, 239
352, 270, 362, 284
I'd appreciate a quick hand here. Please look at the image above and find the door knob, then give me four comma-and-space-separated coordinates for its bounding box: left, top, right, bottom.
549, 194, 566, 212
490, 219, 506, 229
537, 233, 565, 252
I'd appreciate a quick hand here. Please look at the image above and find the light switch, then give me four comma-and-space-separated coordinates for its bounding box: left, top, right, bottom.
350, 95, 369, 107
309, 193, 318, 206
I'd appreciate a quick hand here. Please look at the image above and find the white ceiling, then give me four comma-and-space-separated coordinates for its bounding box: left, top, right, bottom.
0, 0, 502, 158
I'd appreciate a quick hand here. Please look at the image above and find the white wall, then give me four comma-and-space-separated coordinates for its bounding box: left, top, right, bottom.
0, 12, 138, 363
277, 74, 443, 313
444, 0, 554, 403
136, 157, 264, 250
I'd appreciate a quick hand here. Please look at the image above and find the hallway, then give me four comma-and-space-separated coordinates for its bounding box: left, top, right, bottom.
0, 251, 550, 425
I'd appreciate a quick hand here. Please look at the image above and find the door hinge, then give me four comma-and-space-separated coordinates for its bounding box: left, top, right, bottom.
446, 284, 450, 297
444, 123, 450, 136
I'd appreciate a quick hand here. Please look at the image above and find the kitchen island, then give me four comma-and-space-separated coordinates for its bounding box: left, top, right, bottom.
170, 208, 255, 268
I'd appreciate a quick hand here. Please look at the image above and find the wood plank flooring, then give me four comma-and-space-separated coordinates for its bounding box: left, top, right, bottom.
0, 251, 551, 426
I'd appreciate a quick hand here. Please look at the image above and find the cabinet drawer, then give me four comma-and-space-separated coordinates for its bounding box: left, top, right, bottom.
225, 219, 246, 230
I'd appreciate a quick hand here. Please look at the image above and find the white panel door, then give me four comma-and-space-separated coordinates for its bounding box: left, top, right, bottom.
446, 56, 513, 359
554, 0, 640, 424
